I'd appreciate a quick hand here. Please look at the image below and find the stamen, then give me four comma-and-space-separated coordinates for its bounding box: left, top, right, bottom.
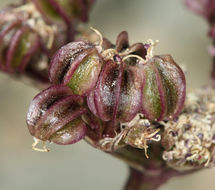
204, 151, 210, 167
147, 128, 161, 138
145, 39, 159, 60
134, 138, 149, 158
90, 27, 103, 47
32, 137, 49, 152
122, 54, 145, 63
151, 134, 161, 142
102, 48, 118, 60
144, 144, 149, 159
99, 129, 128, 151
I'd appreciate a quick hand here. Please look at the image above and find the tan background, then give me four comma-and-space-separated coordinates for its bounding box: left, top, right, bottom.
0, 0, 214, 190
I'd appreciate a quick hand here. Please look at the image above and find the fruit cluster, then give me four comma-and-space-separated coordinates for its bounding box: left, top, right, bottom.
26, 30, 186, 150
0, 1, 95, 81
0, 4, 63, 81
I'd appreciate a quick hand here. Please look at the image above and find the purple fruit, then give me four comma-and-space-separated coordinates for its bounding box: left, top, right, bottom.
87, 58, 143, 123
27, 85, 88, 145
49, 41, 103, 95
141, 55, 186, 121
5, 26, 39, 73
0, 7, 63, 78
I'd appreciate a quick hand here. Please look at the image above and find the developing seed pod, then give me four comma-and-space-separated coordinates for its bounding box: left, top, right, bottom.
32, 0, 95, 24
87, 57, 143, 123
49, 41, 103, 95
141, 55, 186, 121
85, 31, 146, 124
27, 85, 88, 145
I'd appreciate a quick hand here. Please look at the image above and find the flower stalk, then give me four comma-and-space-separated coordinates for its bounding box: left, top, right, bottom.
124, 167, 178, 190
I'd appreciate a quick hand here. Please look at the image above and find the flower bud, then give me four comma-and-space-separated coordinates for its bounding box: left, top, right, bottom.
141, 55, 186, 121
49, 41, 103, 95
27, 85, 88, 145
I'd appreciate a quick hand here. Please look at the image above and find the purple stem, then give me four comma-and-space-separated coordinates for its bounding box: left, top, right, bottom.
124, 167, 178, 190
212, 40, 215, 88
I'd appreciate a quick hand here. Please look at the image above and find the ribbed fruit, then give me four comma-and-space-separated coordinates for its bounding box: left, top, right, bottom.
27, 85, 88, 145
141, 55, 186, 121
49, 41, 103, 95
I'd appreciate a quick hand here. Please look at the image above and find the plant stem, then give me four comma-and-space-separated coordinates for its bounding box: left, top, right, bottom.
124, 167, 177, 190
111, 145, 178, 190
114, 145, 198, 190
112, 144, 165, 172
212, 40, 215, 88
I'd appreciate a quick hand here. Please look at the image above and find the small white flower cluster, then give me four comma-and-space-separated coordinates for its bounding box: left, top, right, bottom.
162, 87, 215, 171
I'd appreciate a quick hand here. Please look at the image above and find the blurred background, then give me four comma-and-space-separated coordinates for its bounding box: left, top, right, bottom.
0, 0, 214, 190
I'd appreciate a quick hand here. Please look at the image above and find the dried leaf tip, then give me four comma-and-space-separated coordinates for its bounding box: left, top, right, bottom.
144, 39, 159, 61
